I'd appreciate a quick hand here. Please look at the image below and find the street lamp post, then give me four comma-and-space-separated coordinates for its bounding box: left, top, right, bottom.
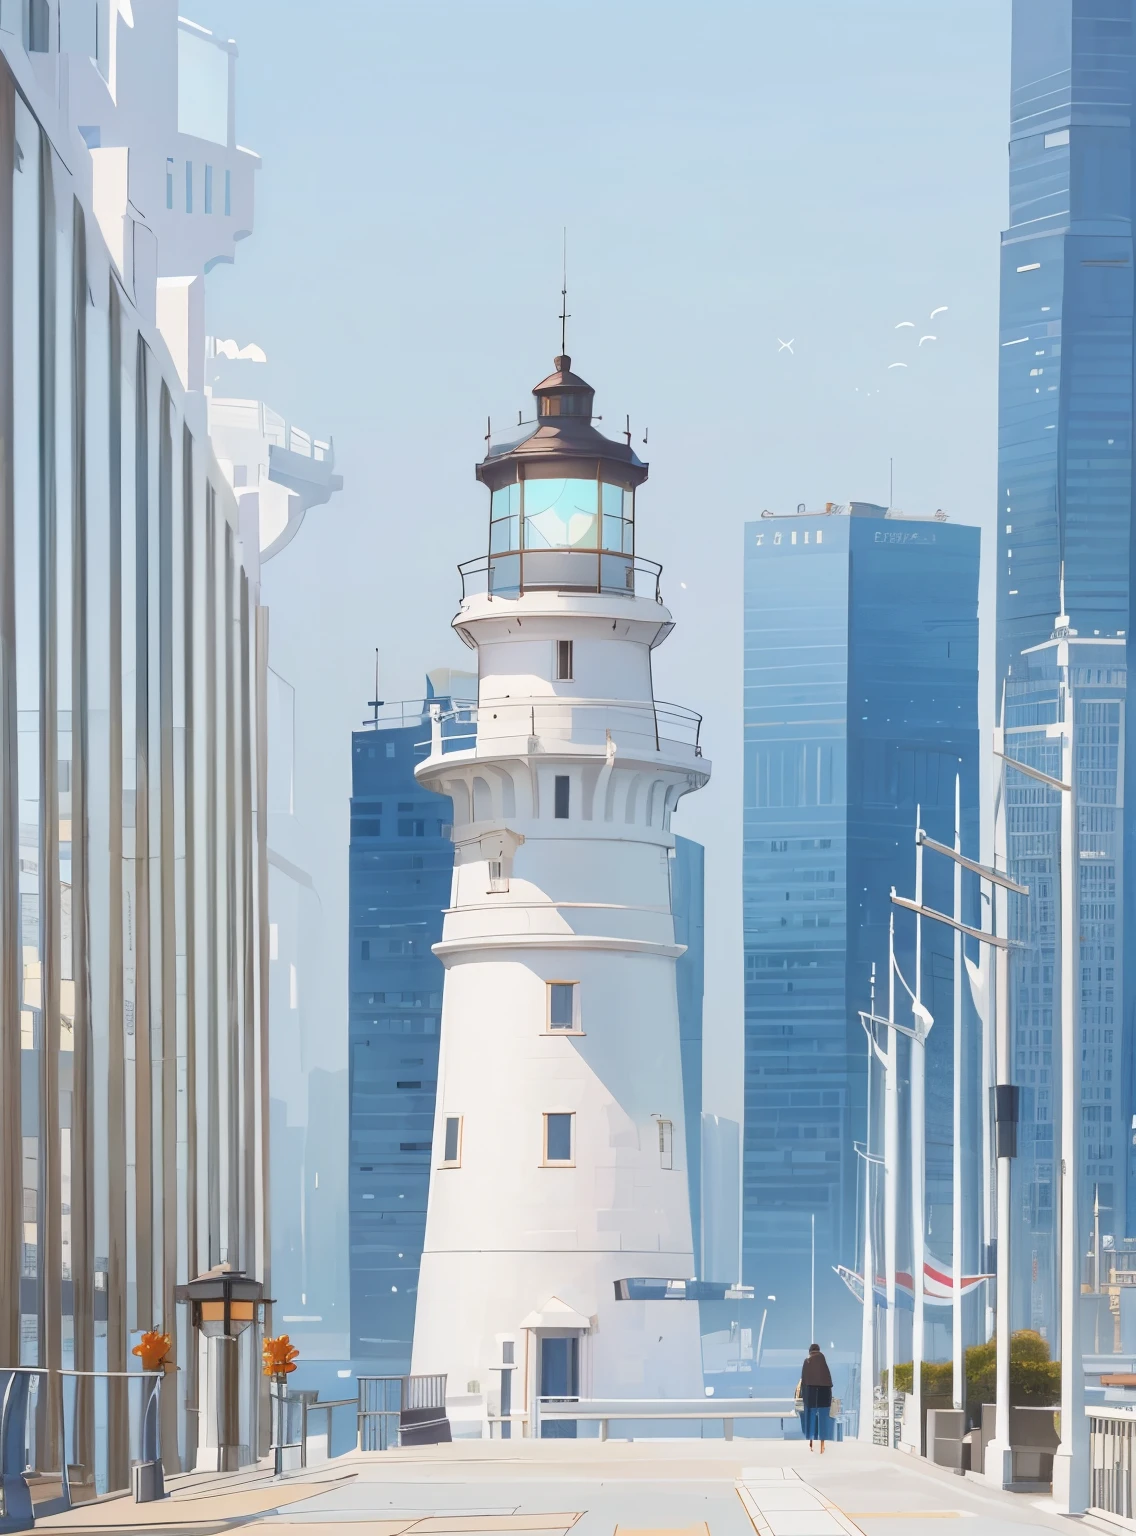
857, 915, 912, 1450
893, 818, 1023, 1471
910, 820, 927, 1452
997, 668, 1082, 1511
177, 1267, 267, 1473
889, 810, 936, 1456
857, 964, 880, 1443
951, 779, 964, 1415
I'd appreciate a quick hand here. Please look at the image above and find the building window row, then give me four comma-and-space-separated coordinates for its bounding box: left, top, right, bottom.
166, 157, 232, 215
440, 1108, 676, 1171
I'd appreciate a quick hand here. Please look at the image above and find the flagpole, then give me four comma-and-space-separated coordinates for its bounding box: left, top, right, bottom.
908, 807, 926, 1453
885, 914, 898, 1444
859, 966, 877, 1441
952, 776, 964, 1411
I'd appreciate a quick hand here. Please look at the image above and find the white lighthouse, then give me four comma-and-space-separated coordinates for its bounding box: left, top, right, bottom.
410, 350, 710, 1435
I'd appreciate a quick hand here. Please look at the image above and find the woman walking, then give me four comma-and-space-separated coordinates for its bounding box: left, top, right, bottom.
800, 1343, 833, 1452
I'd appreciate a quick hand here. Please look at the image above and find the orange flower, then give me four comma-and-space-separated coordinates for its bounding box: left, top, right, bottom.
132, 1331, 171, 1372
261, 1334, 299, 1379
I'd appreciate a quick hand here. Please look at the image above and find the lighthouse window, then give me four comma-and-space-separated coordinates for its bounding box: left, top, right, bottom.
658, 1118, 674, 1170
547, 981, 579, 1031
490, 483, 520, 554
523, 478, 598, 550
441, 1115, 463, 1167
543, 1112, 574, 1165
601, 483, 634, 554
556, 640, 574, 681
554, 776, 570, 819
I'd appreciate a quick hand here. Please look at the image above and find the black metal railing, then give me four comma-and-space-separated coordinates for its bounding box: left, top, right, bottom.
457, 552, 664, 604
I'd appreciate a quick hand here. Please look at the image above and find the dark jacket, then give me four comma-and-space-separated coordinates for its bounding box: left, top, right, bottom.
801, 1350, 832, 1390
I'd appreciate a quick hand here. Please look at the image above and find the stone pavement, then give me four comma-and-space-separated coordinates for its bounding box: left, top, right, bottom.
31, 1438, 1099, 1536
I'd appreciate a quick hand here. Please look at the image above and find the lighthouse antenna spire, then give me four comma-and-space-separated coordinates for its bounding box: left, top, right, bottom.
367, 646, 384, 726
559, 228, 570, 356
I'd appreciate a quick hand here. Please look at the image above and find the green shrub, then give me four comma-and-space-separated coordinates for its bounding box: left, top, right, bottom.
883, 1329, 1060, 1410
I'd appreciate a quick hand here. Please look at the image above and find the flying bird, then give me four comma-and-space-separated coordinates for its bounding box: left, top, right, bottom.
930, 306, 948, 319
919, 334, 937, 346
888, 362, 908, 369
777, 338, 794, 353
895, 321, 915, 329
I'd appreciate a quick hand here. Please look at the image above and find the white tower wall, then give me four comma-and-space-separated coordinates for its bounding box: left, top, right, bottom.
409, 353, 708, 1437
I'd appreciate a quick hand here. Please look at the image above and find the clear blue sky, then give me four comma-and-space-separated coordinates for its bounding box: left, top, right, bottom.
191, 0, 1011, 1118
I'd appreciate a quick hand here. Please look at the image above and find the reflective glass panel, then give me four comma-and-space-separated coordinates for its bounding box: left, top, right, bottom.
549, 983, 575, 1029
490, 516, 518, 553
545, 1113, 572, 1162
601, 484, 633, 553
491, 484, 519, 519
523, 478, 598, 549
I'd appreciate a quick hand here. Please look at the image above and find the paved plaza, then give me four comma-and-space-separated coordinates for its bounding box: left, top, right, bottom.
30, 1439, 1100, 1536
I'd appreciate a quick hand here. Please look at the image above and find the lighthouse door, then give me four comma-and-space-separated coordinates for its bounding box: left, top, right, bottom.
539, 1335, 579, 1439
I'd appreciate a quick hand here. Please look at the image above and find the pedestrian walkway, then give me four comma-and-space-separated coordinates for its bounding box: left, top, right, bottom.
32, 1438, 1088, 1536
737, 1467, 863, 1536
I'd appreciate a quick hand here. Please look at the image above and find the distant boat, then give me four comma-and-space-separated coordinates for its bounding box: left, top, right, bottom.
835, 1254, 992, 1311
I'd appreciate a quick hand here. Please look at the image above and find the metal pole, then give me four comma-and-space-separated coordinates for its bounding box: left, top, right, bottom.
885, 915, 898, 1444
1052, 677, 1085, 1513
859, 967, 877, 1442
985, 745, 1013, 1489
908, 809, 925, 1453
810, 1214, 815, 1344
756, 1308, 769, 1372
952, 777, 964, 1412
980, 928, 995, 1344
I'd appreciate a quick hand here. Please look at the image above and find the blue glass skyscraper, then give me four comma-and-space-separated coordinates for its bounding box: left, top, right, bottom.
743, 504, 980, 1351
997, 1, 1134, 682
996, 0, 1136, 1318
347, 679, 471, 1368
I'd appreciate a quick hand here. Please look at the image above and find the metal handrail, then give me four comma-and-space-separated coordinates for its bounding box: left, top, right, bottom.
58, 1369, 166, 1504
356, 1374, 447, 1453
457, 553, 664, 605
0, 1368, 46, 1522
534, 1394, 800, 1443
298, 1396, 356, 1469
418, 696, 703, 759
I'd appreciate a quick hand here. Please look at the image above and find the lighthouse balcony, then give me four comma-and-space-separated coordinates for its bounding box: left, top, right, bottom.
418, 696, 704, 766
457, 551, 664, 603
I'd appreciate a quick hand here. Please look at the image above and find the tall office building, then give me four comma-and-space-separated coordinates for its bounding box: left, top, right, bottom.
995, 1, 1136, 1321
1002, 629, 1124, 1338
208, 389, 349, 1360
347, 676, 472, 1370
743, 503, 980, 1351
996, 0, 1134, 679
0, 5, 275, 1487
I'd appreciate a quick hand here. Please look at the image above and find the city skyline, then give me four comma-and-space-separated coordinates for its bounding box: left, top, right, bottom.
192, 0, 1012, 1139
5, 0, 1136, 1521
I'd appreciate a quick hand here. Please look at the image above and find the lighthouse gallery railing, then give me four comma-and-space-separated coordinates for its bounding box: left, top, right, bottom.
419, 697, 703, 761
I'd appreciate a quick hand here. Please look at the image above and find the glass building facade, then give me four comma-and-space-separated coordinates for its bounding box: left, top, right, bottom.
1003, 635, 1125, 1339
0, 43, 269, 1487
348, 689, 464, 1369
995, 1, 1136, 1304
743, 505, 980, 1351
996, 0, 1134, 683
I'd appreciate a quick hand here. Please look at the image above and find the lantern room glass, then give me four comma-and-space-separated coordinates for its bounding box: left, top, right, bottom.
489, 477, 633, 557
